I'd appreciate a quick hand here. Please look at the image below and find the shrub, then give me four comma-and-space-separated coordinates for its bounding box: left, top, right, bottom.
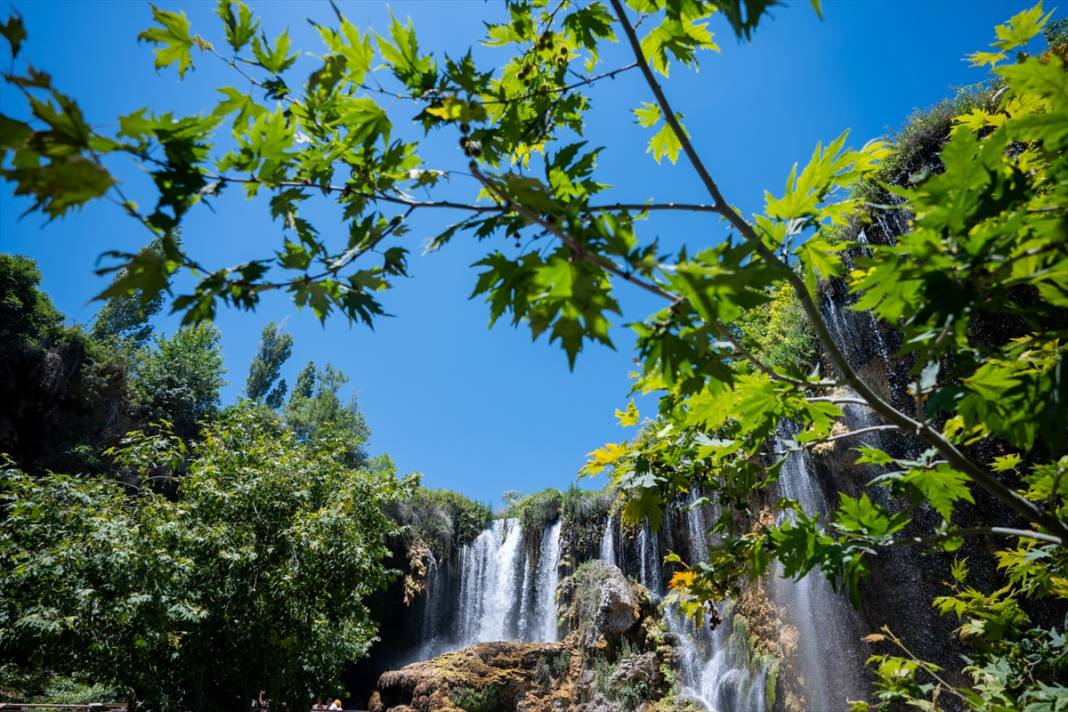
448, 684, 498, 712
561, 485, 615, 526
390, 487, 493, 559
735, 284, 818, 377
855, 83, 1000, 206
503, 489, 563, 546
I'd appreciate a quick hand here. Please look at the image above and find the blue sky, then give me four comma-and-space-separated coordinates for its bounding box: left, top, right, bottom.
0, 0, 1032, 506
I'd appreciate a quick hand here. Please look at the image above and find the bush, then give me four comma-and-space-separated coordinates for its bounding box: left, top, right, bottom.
736, 283, 818, 377
550, 650, 571, 678
561, 485, 614, 526
448, 684, 498, 712
390, 487, 493, 559
503, 489, 563, 547
855, 84, 1000, 206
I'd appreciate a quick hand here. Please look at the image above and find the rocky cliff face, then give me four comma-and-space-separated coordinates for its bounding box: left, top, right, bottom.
368, 563, 685, 712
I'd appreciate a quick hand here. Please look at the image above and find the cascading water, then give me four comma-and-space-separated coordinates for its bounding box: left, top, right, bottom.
636, 522, 663, 594
658, 494, 770, 712
535, 519, 562, 641
416, 515, 563, 658
599, 514, 616, 566
475, 518, 524, 642
769, 439, 869, 710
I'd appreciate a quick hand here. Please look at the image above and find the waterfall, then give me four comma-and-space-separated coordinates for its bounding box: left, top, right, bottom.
535, 519, 562, 642
663, 493, 770, 712
636, 522, 663, 594
599, 514, 616, 566
453, 518, 526, 644
769, 440, 868, 710
476, 518, 524, 642
419, 516, 564, 655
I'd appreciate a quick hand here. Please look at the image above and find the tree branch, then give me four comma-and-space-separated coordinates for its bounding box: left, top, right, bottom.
911, 526, 1064, 547
609, 0, 1067, 544
197, 172, 720, 216
771, 424, 899, 454
807, 396, 872, 407
467, 163, 835, 391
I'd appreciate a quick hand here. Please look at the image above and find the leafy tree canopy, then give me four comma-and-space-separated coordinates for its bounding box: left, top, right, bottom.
1, 1, 1067, 708
0, 408, 414, 712
285, 360, 370, 467
130, 323, 225, 440
91, 230, 181, 347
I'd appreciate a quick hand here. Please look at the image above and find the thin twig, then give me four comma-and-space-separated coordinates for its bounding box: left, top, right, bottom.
911, 526, 1064, 547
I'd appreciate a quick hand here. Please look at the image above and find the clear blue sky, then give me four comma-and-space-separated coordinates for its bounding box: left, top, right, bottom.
0, 0, 1034, 506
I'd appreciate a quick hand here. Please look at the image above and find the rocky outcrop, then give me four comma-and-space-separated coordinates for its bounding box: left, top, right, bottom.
556, 561, 661, 655
368, 641, 572, 712
368, 562, 684, 712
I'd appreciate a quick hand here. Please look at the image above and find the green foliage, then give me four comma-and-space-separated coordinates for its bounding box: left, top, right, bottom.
284, 361, 370, 467
92, 231, 181, 347
390, 486, 492, 559
736, 283, 818, 376
130, 323, 225, 440
0, 254, 62, 347
0, 406, 412, 712
0, 668, 122, 705
504, 488, 563, 536
3, 2, 1068, 708
448, 684, 498, 712
851, 85, 1000, 208
561, 484, 615, 526
245, 320, 293, 407
0, 255, 130, 474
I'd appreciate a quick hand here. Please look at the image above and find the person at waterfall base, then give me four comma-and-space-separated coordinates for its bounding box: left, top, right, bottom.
328, 699, 342, 710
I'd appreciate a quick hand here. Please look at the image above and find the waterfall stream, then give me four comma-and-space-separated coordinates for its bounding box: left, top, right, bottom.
534, 519, 563, 642
598, 514, 616, 566
408, 474, 863, 711
769, 438, 869, 710
656, 494, 770, 712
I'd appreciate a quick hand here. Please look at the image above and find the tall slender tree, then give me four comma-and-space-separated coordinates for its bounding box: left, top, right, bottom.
245, 320, 293, 408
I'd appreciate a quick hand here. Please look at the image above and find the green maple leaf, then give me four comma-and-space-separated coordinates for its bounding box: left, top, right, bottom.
139, 5, 209, 78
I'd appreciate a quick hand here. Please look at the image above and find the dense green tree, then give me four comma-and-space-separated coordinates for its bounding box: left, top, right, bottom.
285, 361, 370, 468
0, 255, 129, 473
245, 320, 293, 408
0, 254, 62, 346
0, 407, 413, 712
130, 324, 225, 440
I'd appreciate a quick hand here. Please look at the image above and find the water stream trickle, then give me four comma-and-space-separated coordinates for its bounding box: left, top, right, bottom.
768, 439, 869, 710
599, 514, 616, 566
662, 493, 770, 712
535, 519, 562, 641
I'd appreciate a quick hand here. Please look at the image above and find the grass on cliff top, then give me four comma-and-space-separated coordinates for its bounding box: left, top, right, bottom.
502, 485, 615, 534
390, 486, 493, 559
